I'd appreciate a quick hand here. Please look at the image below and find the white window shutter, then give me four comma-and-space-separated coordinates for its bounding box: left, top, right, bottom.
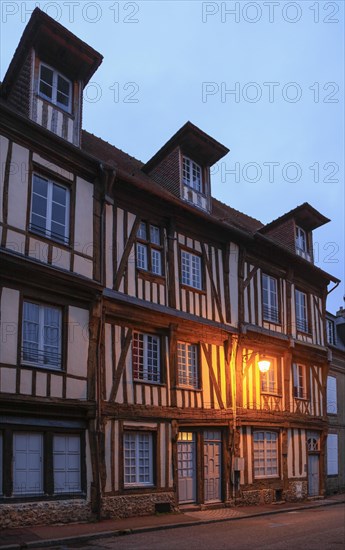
327, 376, 337, 414
327, 434, 338, 475
53, 435, 81, 493
13, 433, 43, 495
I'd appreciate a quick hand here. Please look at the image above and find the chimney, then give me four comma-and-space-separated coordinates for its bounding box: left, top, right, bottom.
336, 306, 345, 319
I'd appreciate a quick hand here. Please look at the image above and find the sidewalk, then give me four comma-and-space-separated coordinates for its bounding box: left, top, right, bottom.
1, 494, 344, 549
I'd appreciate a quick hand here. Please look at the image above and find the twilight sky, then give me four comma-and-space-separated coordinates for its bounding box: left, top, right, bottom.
1, 0, 344, 312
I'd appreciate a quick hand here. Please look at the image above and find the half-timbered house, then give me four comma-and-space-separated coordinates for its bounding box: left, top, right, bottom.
0, 9, 341, 527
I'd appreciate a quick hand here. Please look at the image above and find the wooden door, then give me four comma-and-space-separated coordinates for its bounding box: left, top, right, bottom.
308, 454, 319, 496
204, 430, 222, 502
178, 432, 196, 503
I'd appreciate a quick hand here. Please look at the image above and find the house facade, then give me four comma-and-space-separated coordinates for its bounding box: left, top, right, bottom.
0, 9, 341, 527
326, 308, 345, 495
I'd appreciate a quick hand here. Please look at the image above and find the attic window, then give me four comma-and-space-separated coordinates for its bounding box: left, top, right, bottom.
295, 226, 307, 253
182, 157, 202, 192
39, 63, 72, 113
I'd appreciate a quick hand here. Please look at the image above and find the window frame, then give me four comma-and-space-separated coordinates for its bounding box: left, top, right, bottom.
177, 341, 200, 389
260, 357, 280, 395
132, 331, 162, 384
326, 375, 337, 415
38, 62, 72, 113
180, 249, 203, 291
326, 319, 336, 345
136, 221, 164, 277
292, 363, 308, 400
295, 226, 308, 253
123, 431, 154, 488
295, 289, 309, 333
21, 300, 63, 371
0, 429, 85, 500
30, 173, 70, 246
182, 156, 203, 193
262, 273, 280, 324
253, 430, 279, 479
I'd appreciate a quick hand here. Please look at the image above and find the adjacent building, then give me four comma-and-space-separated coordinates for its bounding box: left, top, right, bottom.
326, 308, 345, 495
0, 9, 342, 527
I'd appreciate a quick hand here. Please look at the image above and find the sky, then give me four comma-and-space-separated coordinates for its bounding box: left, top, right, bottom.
1, 0, 344, 312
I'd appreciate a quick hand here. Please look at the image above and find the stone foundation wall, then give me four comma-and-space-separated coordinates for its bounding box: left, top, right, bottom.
101, 492, 177, 519
0, 500, 93, 529
283, 480, 308, 502
237, 488, 276, 506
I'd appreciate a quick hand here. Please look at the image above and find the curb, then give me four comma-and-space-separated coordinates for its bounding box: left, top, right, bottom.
1, 499, 344, 550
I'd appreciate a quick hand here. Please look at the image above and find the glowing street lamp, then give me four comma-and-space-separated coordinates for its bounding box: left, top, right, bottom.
258, 356, 271, 373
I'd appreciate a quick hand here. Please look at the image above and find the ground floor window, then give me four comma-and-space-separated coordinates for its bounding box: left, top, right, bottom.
0, 429, 84, 498
253, 431, 278, 478
124, 432, 153, 487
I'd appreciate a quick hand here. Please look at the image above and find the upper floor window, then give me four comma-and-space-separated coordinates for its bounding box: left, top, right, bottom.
136, 222, 162, 275
260, 359, 278, 394
132, 332, 161, 383
253, 431, 278, 478
295, 289, 308, 333
39, 63, 72, 113
124, 432, 153, 486
326, 319, 336, 345
262, 274, 279, 323
181, 250, 202, 290
30, 174, 70, 245
295, 226, 307, 253
22, 301, 62, 370
326, 376, 337, 414
177, 342, 199, 389
182, 156, 202, 192
293, 363, 307, 399
327, 434, 338, 475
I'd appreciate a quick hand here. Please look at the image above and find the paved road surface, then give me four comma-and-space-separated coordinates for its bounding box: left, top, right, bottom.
36, 505, 345, 550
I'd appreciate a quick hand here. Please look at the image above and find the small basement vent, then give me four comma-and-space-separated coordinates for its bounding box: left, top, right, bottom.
155, 502, 171, 514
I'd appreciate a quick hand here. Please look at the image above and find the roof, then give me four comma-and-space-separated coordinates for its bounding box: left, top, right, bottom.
143, 121, 229, 173
258, 202, 330, 233
1, 8, 103, 97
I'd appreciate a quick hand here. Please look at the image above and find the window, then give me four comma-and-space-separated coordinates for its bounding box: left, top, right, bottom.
253, 431, 278, 478
260, 359, 278, 394
293, 363, 307, 399
39, 63, 72, 112
181, 250, 202, 290
22, 301, 62, 370
326, 319, 336, 345
30, 174, 70, 244
53, 435, 81, 494
182, 156, 202, 192
295, 289, 308, 332
327, 376, 337, 414
13, 433, 43, 495
327, 434, 338, 475
295, 226, 307, 253
132, 332, 161, 383
177, 342, 199, 388
136, 222, 163, 275
124, 432, 153, 486
262, 274, 279, 323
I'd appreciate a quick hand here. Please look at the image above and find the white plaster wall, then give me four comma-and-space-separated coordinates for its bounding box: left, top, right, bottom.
74, 177, 93, 254
67, 306, 89, 377
32, 153, 73, 181
0, 135, 9, 223
7, 143, 29, 230
0, 288, 20, 365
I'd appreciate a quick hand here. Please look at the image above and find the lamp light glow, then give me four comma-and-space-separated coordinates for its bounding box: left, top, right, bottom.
258, 357, 271, 373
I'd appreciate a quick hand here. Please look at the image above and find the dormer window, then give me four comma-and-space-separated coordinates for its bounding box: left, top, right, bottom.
295, 226, 311, 261
39, 63, 72, 113
182, 157, 202, 192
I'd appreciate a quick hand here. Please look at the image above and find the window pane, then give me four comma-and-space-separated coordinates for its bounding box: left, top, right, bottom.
13, 433, 43, 495
124, 432, 153, 486
22, 302, 39, 363
57, 91, 69, 108
57, 75, 70, 96
43, 307, 61, 369
136, 243, 148, 270
151, 249, 162, 275
53, 435, 81, 494
53, 184, 67, 206
137, 222, 147, 240
40, 65, 53, 85
150, 225, 160, 244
